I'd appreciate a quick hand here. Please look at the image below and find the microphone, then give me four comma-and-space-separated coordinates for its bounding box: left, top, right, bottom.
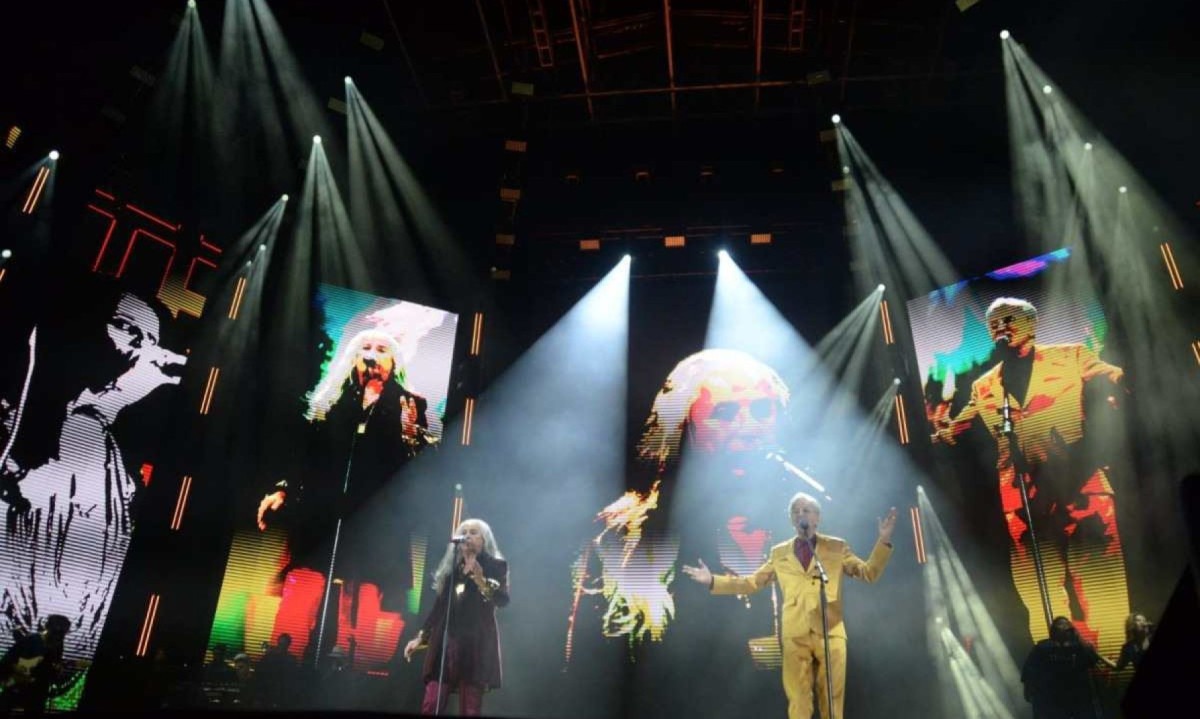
798, 519, 810, 531
449, 535, 468, 543
1001, 393, 1013, 434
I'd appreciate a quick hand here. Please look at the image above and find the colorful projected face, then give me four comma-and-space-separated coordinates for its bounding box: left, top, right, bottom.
687, 372, 781, 457
353, 331, 397, 385
986, 303, 1036, 354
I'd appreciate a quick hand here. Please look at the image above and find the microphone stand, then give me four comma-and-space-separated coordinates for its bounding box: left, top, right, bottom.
313, 399, 377, 667
809, 535, 836, 719
434, 545, 461, 716
1000, 376, 1054, 635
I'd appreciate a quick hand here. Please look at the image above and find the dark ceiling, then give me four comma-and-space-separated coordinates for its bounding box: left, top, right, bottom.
1, 0, 1196, 284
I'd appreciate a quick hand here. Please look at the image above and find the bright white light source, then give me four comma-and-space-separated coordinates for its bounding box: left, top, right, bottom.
842, 166, 850, 175
893, 378, 902, 386
313, 135, 322, 144
1042, 85, 1053, 95
1084, 142, 1093, 151
281, 194, 289, 202
344, 76, 352, 85
259, 244, 267, 252
877, 283, 885, 292
1, 249, 11, 259
831, 114, 842, 125
1119, 186, 1128, 194
717, 249, 729, 259
48, 150, 59, 161
999, 30, 1010, 40
187, 0, 196, 8
622, 254, 631, 262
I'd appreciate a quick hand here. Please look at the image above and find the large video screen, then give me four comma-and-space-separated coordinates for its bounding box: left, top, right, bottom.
205, 285, 457, 678
0, 274, 190, 707
906, 248, 1132, 660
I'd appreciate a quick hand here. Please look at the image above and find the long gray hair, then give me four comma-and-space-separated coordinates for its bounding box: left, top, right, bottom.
432, 519, 504, 592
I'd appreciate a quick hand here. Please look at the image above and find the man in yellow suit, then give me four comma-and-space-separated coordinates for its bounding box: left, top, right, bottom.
931, 297, 1128, 658
683, 493, 896, 719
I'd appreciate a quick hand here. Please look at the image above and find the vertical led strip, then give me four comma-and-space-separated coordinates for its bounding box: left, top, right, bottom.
450, 486, 465, 535
21, 166, 50, 214
470, 312, 484, 356
909, 506, 926, 564
1160, 243, 1184, 290
170, 475, 193, 530
199, 367, 220, 415
228, 276, 248, 320
879, 299, 895, 344
461, 397, 475, 446
135, 594, 162, 657
894, 393, 911, 445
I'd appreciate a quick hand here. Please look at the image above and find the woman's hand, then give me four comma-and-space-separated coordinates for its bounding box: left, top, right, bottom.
403, 636, 424, 662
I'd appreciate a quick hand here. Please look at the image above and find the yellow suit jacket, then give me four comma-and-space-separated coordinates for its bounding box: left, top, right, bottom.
944, 343, 1123, 512
711, 535, 892, 640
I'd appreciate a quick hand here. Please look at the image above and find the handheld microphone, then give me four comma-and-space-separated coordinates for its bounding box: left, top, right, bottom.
449, 535, 468, 543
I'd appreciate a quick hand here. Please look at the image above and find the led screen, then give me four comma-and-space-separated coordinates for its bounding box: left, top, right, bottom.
205, 285, 457, 683
0, 275, 190, 707
906, 248, 1131, 660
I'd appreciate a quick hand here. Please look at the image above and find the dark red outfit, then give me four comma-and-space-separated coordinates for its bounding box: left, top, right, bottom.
419, 553, 509, 716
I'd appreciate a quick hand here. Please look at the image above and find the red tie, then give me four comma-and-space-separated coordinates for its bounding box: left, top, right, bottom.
796, 537, 813, 570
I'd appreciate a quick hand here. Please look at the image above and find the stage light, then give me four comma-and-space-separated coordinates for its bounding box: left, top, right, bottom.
623, 254, 631, 262
1042, 85, 1052, 95
245, 260, 252, 267
831, 114, 842, 124
842, 166, 850, 175
258, 244, 267, 252
1, 249, 11, 259
313, 135, 322, 145
344, 76, 352, 85
877, 283, 885, 292
1084, 142, 1093, 151
48, 150, 59, 161
717, 249, 729, 259
999, 29, 1010, 40
187, 0, 196, 7
894, 378, 902, 386
281, 193, 289, 202
1119, 186, 1128, 194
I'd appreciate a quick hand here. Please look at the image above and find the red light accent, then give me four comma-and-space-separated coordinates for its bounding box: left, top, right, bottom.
199, 234, 223, 255
140, 463, 154, 487
94, 189, 116, 200
116, 228, 176, 289
86, 205, 119, 272
124, 203, 180, 232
